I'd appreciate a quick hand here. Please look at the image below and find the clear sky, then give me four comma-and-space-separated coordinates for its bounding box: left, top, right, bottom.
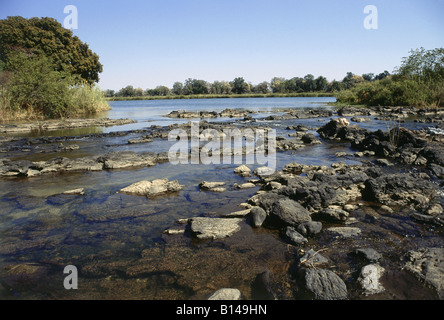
1, 0, 443, 91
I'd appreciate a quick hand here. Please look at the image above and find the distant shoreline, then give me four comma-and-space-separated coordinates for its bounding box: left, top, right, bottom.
106, 92, 336, 102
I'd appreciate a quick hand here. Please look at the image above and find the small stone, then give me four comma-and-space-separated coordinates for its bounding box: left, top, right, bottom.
358, 264, 385, 295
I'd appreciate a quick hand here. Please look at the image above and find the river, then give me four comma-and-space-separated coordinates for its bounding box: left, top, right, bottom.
0, 97, 441, 300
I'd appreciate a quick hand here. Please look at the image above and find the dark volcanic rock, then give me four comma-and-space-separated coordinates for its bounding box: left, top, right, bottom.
362, 173, 437, 211
270, 198, 312, 226
302, 268, 348, 300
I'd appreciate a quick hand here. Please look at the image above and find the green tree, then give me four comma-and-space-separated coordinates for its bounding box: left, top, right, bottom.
251, 81, 270, 94
146, 86, 170, 96
303, 74, 316, 92
271, 77, 286, 93
210, 81, 232, 94
230, 77, 250, 94
314, 76, 328, 91
5, 52, 74, 117
183, 78, 209, 95
172, 82, 184, 95
0, 16, 103, 84
362, 73, 375, 81
394, 47, 444, 83
117, 85, 136, 97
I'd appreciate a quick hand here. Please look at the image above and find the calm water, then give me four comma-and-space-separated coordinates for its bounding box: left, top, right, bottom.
0, 97, 440, 299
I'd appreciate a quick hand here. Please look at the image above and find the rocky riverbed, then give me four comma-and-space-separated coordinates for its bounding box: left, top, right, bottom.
0, 105, 443, 300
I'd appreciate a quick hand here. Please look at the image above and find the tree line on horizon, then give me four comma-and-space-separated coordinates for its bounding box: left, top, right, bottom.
105, 71, 391, 98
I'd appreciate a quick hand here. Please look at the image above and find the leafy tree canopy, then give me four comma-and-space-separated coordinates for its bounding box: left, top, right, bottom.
0, 16, 103, 84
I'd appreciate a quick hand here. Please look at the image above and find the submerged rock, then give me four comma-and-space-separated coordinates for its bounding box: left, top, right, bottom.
326, 227, 361, 238
190, 217, 243, 239
199, 181, 226, 192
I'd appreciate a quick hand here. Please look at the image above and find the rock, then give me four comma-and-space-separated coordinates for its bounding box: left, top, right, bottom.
234, 164, 251, 176
62, 188, 85, 195
264, 181, 283, 191
404, 247, 444, 299
270, 198, 312, 226
190, 217, 243, 239
354, 248, 382, 262
326, 227, 361, 238
234, 182, 256, 189
128, 137, 154, 144
303, 268, 348, 300
338, 106, 371, 117
362, 173, 437, 211
358, 264, 385, 295
285, 226, 308, 245
316, 205, 349, 222
208, 288, 242, 300
222, 209, 250, 217
379, 205, 394, 214
254, 166, 276, 177
375, 158, 393, 167
250, 206, 267, 227
426, 204, 443, 216
295, 125, 308, 132
351, 117, 371, 123
0, 118, 135, 134
317, 118, 350, 140
199, 181, 226, 192
297, 221, 322, 237
335, 152, 348, 157
120, 179, 184, 197
98, 151, 157, 170
301, 133, 321, 144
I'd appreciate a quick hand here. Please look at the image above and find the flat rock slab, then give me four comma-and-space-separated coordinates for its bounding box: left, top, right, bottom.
190, 217, 243, 239
120, 179, 184, 197
0, 118, 136, 134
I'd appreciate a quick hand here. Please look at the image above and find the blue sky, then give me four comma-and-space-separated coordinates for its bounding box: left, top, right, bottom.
1, 0, 443, 91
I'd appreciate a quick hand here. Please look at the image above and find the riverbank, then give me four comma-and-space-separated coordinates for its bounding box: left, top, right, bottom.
106, 92, 335, 102
0, 101, 443, 300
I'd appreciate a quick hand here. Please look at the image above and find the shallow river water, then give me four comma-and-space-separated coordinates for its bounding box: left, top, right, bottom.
0, 97, 442, 300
